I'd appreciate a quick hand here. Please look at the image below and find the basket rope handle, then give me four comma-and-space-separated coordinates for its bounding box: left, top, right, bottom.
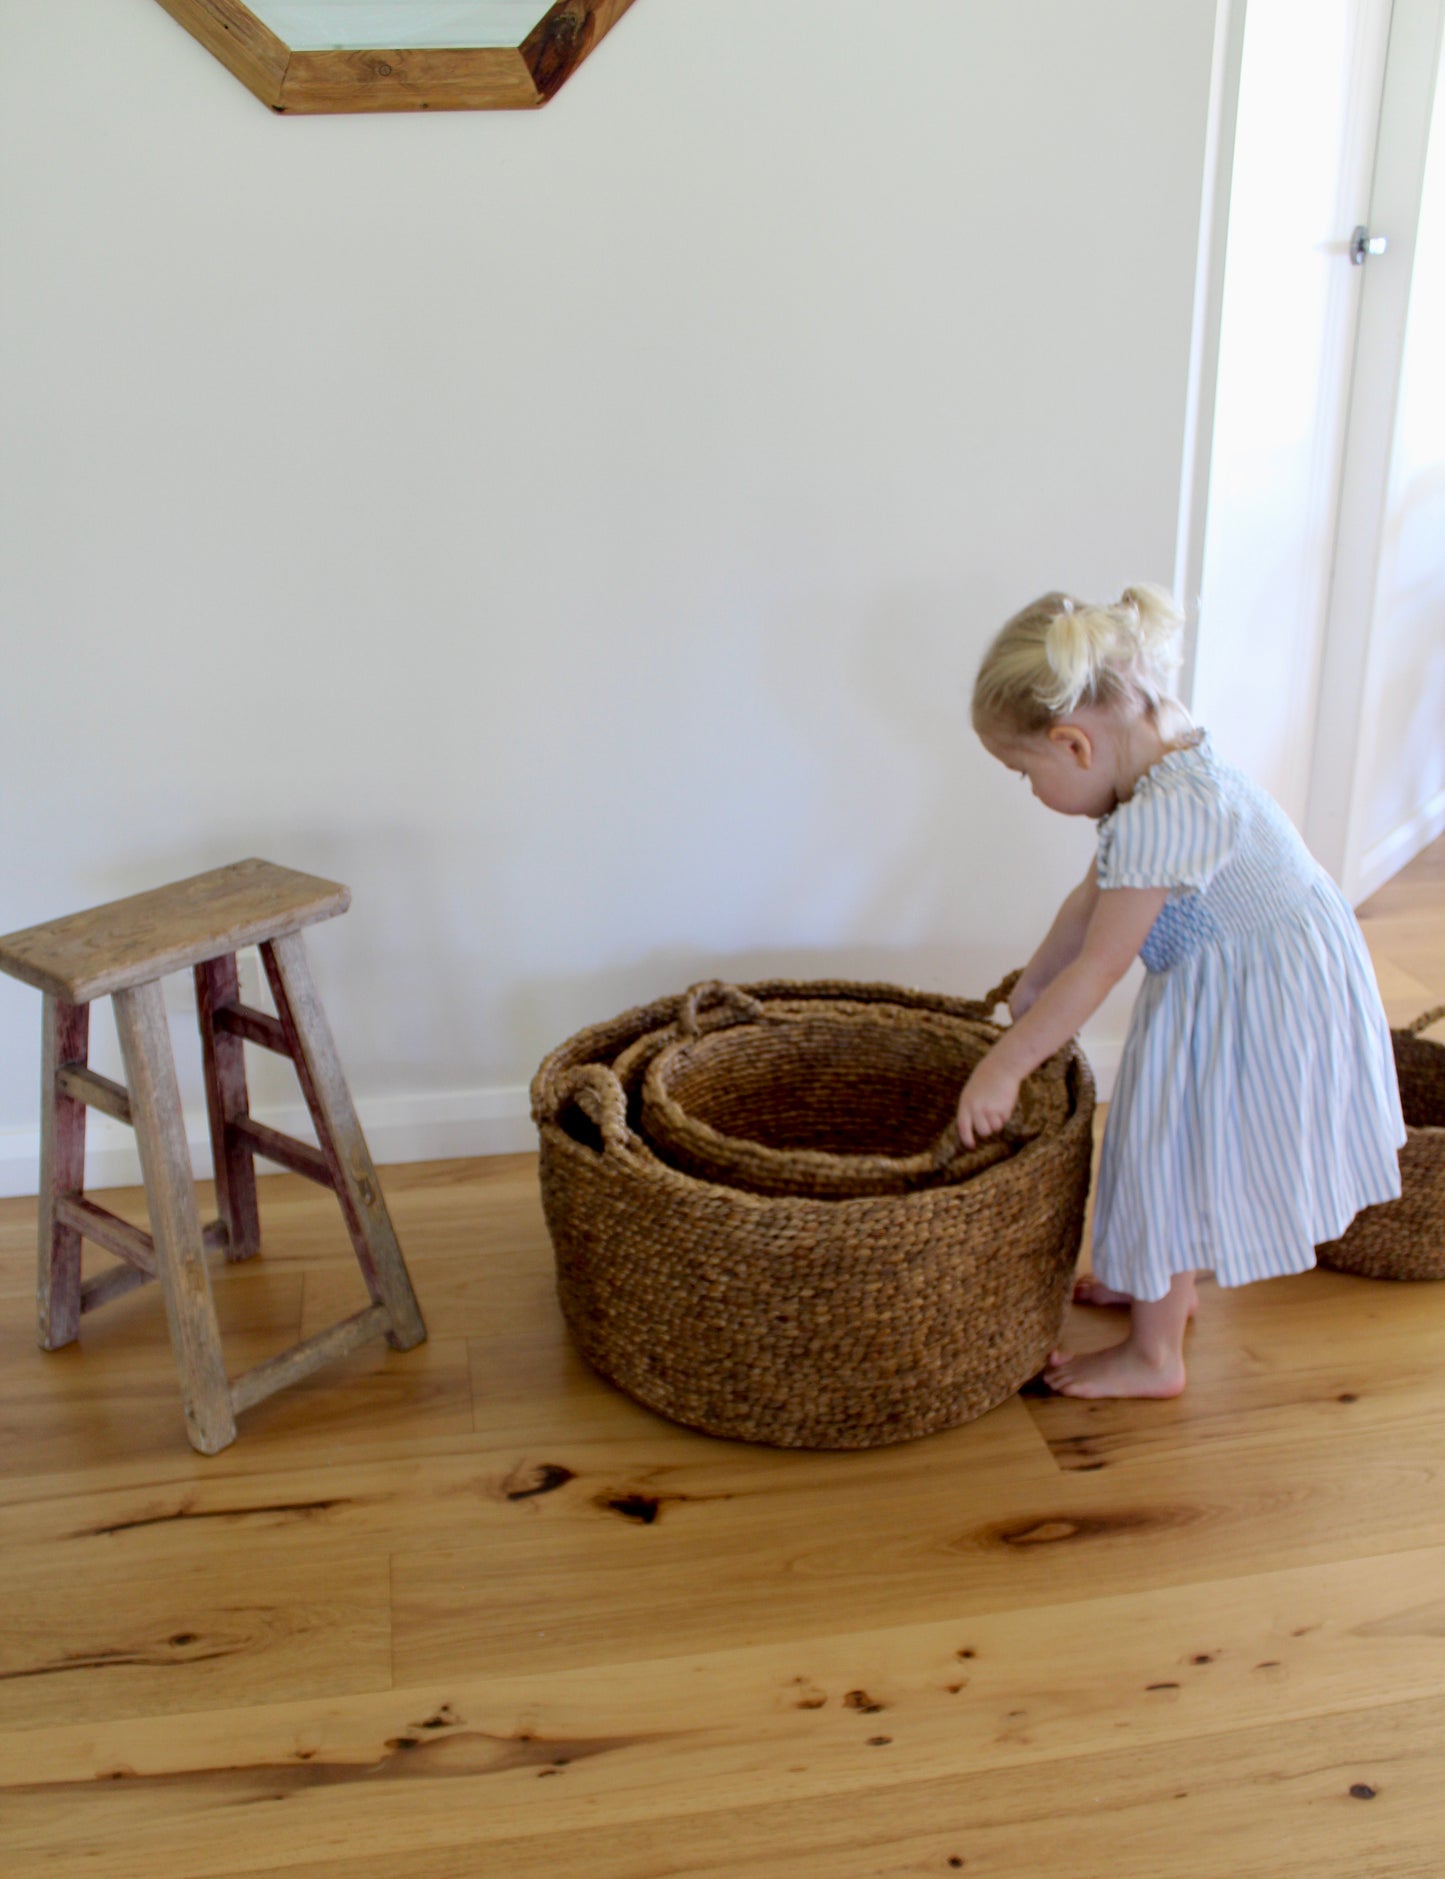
678, 980, 773, 1038
683, 972, 1041, 1037
1406, 1004, 1445, 1037
979, 969, 1022, 1012
545, 1063, 634, 1155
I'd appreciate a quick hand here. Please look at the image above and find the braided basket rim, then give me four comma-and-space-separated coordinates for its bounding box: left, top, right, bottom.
531, 976, 1095, 1215
637, 1006, 1061, 1197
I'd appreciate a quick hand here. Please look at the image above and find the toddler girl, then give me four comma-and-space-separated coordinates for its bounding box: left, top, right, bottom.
957, 584, 1404, 1398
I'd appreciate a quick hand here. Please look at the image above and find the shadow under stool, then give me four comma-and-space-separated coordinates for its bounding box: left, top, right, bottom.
0, 858, 427, 1454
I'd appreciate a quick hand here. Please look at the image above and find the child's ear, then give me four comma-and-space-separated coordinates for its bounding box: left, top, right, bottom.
1047, 723, 1094, 768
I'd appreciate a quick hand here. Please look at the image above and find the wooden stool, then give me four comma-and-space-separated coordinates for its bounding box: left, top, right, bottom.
0, 859, 427, 1454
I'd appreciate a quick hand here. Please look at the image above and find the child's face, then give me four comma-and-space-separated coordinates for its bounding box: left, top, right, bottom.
979, 723, 1117, 819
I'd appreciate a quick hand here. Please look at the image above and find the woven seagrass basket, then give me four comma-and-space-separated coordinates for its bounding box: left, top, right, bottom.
634, 986, 1068, 1199
1316, 1005, 1445, 1281
531, 977, 1095, 1449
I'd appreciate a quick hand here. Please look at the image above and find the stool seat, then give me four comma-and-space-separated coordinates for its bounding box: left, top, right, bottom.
0, 860, 426, 1455
0, 859, 349, 1003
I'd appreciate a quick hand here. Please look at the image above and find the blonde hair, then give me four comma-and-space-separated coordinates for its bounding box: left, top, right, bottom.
972, 584, 1186, 735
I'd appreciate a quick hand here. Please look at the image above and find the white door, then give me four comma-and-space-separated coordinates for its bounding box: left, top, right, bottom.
1307, 0, 1445, 899
1190, 0, 1445, 895
1190, 0, 1394, 829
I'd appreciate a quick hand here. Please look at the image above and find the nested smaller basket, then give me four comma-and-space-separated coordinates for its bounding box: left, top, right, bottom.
634, 985, 1068, 1198
1316, 1006, 1445, 1280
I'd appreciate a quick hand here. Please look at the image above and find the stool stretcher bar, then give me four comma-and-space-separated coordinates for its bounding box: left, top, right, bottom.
55, 1066, 133, 1127
229, 1304, 390, 1416
54, 1194, 231, 1278
53, 1195, 157, 1273
80, 1261, 156, 1314
212, 1003, 289, 1055
231, 1115, 333, 1186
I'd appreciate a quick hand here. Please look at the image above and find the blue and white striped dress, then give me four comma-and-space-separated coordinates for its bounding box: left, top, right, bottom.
1090, 736, 1405, 1302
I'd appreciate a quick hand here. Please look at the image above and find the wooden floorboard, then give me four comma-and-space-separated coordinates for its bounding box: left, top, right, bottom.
0, 835, 1441, 1875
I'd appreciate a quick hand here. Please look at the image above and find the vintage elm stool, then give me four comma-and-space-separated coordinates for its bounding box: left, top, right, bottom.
0, 859, 426, 1454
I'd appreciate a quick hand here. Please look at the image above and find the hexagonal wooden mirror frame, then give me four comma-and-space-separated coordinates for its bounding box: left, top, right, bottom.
152, 0, 639, 113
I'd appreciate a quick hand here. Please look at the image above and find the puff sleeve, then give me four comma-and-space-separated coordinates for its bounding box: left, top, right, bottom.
1096, 765, 1236, 896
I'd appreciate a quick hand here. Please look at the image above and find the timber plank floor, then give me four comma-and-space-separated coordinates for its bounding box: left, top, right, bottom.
2, 839, 1442, 1877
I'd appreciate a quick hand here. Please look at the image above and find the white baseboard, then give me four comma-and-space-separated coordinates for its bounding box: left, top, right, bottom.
0, 1085, 536, 1200
1356, 786, 1445, 904
0, 1035, 1127, 1201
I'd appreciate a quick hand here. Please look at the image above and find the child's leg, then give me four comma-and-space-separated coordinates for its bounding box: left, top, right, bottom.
1044, 1271, 1196, 1399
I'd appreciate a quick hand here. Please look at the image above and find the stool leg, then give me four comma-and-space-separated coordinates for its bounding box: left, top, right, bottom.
262, 933, 426, 1352
38, 996, 89, 1350
113, 979, 237, 1455
195, 955, 261, 1262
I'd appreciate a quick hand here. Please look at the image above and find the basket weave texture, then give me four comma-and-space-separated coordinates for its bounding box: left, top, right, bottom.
1316, 1006, 1445, 1281
531, 977, 1095, 1449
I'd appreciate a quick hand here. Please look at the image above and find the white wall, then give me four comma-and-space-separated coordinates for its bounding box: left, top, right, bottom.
0, 0, 1221, 1193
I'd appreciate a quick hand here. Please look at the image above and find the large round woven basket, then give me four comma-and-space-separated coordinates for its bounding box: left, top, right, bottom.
531, 977, 1095, 1449
1316, 1006, 1445, 1281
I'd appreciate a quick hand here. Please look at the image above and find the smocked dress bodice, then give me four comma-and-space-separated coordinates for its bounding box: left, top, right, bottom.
1097, 738, 1324, 972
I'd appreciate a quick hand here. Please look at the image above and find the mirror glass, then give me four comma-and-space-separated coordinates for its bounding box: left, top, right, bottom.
247, 2, 554, 50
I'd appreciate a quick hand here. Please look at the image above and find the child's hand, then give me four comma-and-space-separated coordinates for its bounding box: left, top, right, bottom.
956, 1054, 1022, 1148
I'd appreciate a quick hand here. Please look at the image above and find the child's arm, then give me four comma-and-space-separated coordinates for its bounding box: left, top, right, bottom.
1011, 861, 1102, 1016
958, 884, 1168, 1146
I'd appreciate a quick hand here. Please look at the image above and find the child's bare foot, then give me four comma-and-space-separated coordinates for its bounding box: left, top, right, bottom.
1071, 1275, 1135, 1308
1043, 1338, 1186, 1399
1045, 1272, 1197, 1398
1072, 1274, 1199, 1319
